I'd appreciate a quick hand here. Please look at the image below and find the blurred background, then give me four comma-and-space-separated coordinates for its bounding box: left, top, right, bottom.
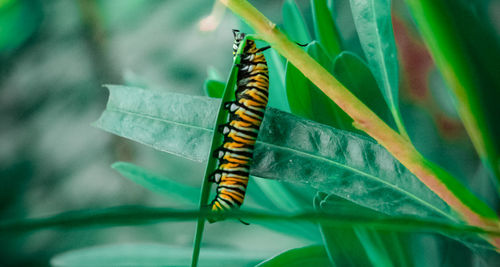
1, 0, 499, 266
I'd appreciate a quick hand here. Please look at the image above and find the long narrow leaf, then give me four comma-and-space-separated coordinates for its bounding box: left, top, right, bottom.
311, 0, 342, 58
256, 245, 331, 267
314, 193, 375, 267
349, 0, 408, 138
111, 162, 199, 205
282, 0, 312, 44
203, 79, 225, 98
266, 49, 291, 112
253, 108, 455, 221
2, 207, 500, 240
316, 193, 411, 267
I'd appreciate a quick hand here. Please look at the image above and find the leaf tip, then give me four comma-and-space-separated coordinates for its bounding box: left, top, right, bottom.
110, 161, 127, 170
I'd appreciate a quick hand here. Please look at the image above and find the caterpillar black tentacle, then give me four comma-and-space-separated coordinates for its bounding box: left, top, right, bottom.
296, 42, 310, 47
256, 46, 271, 53
207, 30, 269, 223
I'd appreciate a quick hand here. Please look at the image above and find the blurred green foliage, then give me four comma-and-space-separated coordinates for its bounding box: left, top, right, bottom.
1, 0, 500, 266
0, 0, 42, 57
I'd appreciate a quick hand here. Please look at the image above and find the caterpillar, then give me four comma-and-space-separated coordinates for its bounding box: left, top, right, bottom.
207, 30, 270, 223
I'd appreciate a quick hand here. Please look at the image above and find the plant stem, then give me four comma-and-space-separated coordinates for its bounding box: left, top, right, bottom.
190, 68, 237, 267
219, 0, 500, 249
191, 37, 253, 266
3, 207, 500, 237
404, 0, 500, 193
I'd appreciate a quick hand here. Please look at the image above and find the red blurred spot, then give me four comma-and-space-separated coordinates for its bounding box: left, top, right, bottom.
392, 14, 464, 139
393, 15, 433, 100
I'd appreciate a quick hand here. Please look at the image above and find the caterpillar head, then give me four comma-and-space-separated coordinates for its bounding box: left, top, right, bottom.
232, 29, 245, 59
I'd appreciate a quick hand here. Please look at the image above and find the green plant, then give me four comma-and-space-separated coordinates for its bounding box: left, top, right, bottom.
2, 0, 499, 266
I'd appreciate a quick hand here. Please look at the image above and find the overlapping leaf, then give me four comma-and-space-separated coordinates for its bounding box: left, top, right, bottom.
112, 162, 199, 205
282, 0, 312, 44
94, 85, 456, 223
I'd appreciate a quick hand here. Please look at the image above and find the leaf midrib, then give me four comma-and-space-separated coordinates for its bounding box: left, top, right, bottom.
106, 107, 214, 132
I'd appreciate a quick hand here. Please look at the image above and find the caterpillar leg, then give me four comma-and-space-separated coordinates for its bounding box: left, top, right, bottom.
209, 170, 222, 183
206, 200, 225, 223
217, 123, 230, 135
238, 219, 250, 225
213, 147, 225, 159
224, 101, 237, 110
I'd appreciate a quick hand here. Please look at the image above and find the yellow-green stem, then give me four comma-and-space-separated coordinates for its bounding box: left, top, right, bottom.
220, 0, 500, 249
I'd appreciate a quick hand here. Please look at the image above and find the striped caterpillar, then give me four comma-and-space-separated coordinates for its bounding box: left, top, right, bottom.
207, 30, 270, 223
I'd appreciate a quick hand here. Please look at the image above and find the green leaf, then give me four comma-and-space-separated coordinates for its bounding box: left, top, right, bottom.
2, 206, 498, 261
353, 228, 395, 267
332, 51, 394, 127
203, 79, 225, 98
0, 0, 42, 56
252, 108, 455, 221
206, 65, 222, 81
245, 178, 322, 241
250, 176, 304, 214
93, 85, 218, 162
349, 0, 408, 137
311, 0, 342, 58
51, 243, 269, 267
266, 49, 291, 112
306, 44, 355, 130
94, 86, 457, 223
285, 55, 313, 120
282, 0, 312, 44
286, 42, 356, 131
314, 193, 377, 267
111, 161, 199, 205
315, 193, 413, 267
256, 245, 331, 267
